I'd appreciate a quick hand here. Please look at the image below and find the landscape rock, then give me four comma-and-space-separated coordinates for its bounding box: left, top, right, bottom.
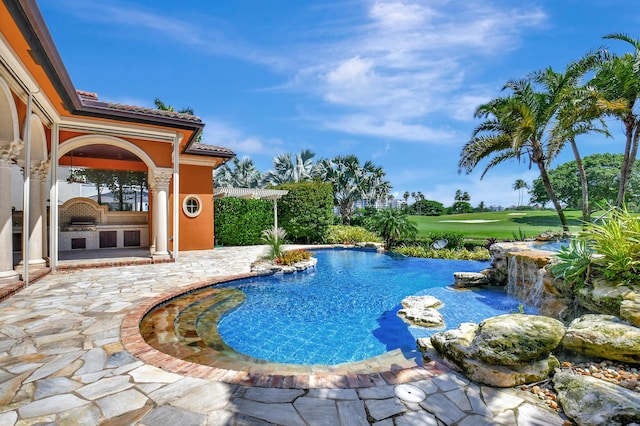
553, 371, 640, 426
576, 277, 634, 316
562, 314, 640, 364
428, 317, 561, 387
453, 272, 490, 288
251, 257, 317, 275
472, 314, 565, 365
400, 295, 442, 310
397, 296, 444, 327
620, 291, 640, 327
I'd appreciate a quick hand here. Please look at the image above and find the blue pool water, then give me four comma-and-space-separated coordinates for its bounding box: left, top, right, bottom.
215, 249, 536, 365
528, 240, 569, 252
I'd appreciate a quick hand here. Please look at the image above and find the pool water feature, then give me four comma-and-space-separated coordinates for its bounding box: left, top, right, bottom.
212, 249, 536, 366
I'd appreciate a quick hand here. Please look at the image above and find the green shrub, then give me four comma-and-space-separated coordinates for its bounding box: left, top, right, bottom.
325, 225, 381, 244
214, 198, 273, 246
277, 249, 312, 265
276, 181, 334, 243
396, 232, 464, 250
393, 245, 491, 261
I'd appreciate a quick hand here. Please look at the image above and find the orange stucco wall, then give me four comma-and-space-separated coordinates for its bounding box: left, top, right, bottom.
175, 164, 214, 250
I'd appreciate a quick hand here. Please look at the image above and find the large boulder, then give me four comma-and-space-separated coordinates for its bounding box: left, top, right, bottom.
397, 295, 444, 327
428, 315, 562, 387
562, 314, 640, 364
472, 314, 566, 365
553, 371, 640, 426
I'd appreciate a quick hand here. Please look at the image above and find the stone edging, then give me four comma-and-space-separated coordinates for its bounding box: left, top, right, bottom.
120, 272, 446, 389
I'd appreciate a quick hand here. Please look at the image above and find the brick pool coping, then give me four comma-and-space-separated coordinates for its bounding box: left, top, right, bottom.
120, 272, 448, 389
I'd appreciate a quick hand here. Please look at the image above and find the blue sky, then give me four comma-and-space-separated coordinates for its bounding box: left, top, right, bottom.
39, 0, 640, 207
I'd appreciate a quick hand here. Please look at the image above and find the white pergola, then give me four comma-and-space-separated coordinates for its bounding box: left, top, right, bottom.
213, 188, 289, 230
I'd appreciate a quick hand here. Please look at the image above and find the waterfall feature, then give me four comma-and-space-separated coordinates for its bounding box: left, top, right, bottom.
506, 253, 546, 309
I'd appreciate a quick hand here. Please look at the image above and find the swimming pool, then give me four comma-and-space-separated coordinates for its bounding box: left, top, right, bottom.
213, 249, 536, 365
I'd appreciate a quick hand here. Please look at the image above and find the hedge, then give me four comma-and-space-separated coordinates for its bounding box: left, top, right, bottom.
214, 198, 273, 246
276, 181, 334, 243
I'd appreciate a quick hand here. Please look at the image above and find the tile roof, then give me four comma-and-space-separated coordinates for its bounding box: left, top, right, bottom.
186, 142, 235, 158
76, 90, 203, 123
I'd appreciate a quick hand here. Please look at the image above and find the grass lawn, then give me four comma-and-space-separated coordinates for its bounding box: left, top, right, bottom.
410, 210, 584, 242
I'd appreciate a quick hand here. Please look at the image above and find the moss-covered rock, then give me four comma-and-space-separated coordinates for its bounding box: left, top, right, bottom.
562, 314, 640, 364
576, 276, 633, 316
471, 314, 565, 365
553, 371, 640, 426
428, 317, 562, 387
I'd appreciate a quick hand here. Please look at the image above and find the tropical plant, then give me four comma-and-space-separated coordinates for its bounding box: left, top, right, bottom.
314, 155, 391, 225
459, 76, 572, 231
585, 205, 640, 283
263, 149, 316, 186
214, 157, 263, 188
549, 239, 592, 290
325, 225, 381, 244
261, 227, 287, 260
276, 249, 312, 265
368, 208, 417, 249
591, 33, 640, 207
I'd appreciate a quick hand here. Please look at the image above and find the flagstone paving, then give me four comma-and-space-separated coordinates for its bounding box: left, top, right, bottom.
0, 246, 569, 425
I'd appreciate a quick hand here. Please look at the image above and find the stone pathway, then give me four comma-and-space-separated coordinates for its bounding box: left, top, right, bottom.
0, 246, 568, 425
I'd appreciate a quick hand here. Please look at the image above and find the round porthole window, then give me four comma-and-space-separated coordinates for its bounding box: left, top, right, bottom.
182, 195, 202, 218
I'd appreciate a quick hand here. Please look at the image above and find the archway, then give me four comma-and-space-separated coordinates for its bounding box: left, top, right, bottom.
0, 76, 21, 283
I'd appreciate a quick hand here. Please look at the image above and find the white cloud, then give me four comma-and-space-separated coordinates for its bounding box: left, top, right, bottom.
201, 119, 283, 157
322, 114, 456, 143
282, 0, 547, 141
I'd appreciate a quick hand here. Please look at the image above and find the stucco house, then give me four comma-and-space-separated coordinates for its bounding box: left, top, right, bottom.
0, 0, 235, 285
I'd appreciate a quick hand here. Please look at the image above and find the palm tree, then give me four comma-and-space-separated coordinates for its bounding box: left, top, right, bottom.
535, 53, 609, 223
263, 149, 316, 186
512, 179, 529, 207
154, 98, 194, 115
314, 155, 391, 225
459, 77, 570, 230
369, 208, 417, 249
591, 33, 640, 207
214, 157, 263, 188
403, 191, 410, 211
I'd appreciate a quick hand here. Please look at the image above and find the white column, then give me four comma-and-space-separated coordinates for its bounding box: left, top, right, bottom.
40, 160, 49, 260
25, 161, 47, 269
172, 134, 180, 258
150, 168, 172, 258
49, 124, 58, 270
0, 142, 22, 283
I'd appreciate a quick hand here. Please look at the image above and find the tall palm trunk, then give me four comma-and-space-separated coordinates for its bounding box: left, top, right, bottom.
569, 138, 590, 225
533, 145, 569, 231
616, 118, 640, 207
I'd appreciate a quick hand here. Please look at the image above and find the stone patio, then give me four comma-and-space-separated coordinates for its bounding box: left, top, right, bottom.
0, 246, 568, 425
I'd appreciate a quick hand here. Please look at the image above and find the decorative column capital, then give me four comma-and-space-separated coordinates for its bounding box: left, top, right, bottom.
16, 160, 49, 181
31, 160, 49, 181
149, 168, 173, 193
0, 140, 23, 166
